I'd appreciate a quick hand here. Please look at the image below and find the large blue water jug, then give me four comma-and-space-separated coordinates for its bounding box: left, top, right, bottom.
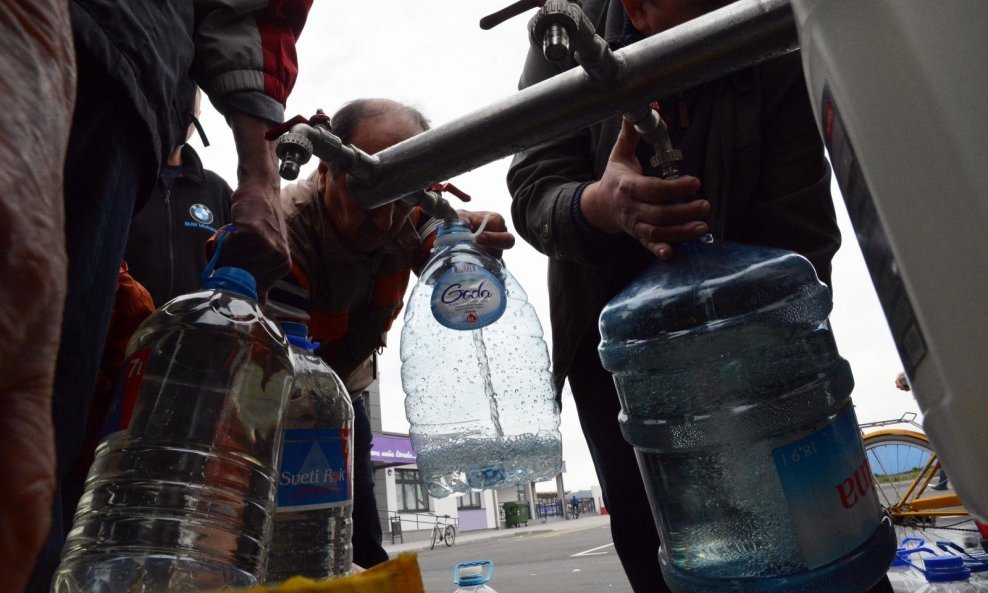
598, 237, 896, 593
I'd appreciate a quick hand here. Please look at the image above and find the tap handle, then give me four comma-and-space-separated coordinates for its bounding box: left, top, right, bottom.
275, 131, 314, 181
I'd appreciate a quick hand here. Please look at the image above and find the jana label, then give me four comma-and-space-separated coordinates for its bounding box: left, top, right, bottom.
431, 264, 506, 330
772, 408, 882, 568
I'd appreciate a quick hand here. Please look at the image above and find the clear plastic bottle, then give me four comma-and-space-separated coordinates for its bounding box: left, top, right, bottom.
598, 238, 896, 593
888, 554, 927, 593
916, 556, 985, 592
265, 321, 354, 582
453, 560, 497, 593
401, 221, 561, 497
52, 267, 294, 593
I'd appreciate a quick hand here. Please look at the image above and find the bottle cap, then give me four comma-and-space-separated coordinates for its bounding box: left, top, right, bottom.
279, 321, 316, 351
924, 556, 972, 582
203, 267, 258, 301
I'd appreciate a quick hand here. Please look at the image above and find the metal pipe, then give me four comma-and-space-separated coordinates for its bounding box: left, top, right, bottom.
280, 122, 380, 182
348, 0, 796, 208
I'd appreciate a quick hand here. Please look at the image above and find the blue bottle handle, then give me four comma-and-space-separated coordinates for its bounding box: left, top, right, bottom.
454, 560, 494, 585
896, 546, 941, 573
200, 224, 235, 286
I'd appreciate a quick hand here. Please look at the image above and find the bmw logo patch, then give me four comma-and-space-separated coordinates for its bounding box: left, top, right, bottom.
190, 203, 214, 225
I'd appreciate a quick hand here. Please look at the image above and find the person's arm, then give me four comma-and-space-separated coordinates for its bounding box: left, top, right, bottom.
506, 40, 621, 265
191, 0, 312, 293
0, 1, 74, 589
507, 26, 707, 264
219, 113, 291, 294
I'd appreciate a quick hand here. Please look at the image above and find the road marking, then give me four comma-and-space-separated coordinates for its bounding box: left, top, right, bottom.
571, 543, 615, 557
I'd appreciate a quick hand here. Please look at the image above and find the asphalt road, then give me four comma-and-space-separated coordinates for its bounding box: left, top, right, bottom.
414, 523, 636, 593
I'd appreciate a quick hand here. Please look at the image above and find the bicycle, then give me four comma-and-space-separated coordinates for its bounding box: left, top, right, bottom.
430, 514, 457, 550
860, 412, 986, 550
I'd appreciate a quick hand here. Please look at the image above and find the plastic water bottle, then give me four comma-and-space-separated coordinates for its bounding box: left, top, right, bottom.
889, 543, 931, 593
916, 556, 985, 592
454, 560, 497, 593
53, 267, 294, 593
935, 541, 988, 585
888, 555, 926, 593
966, 557, 988, 585
598, 237, 896, 593
400, 220, 561, 497
265, 321, 354, 582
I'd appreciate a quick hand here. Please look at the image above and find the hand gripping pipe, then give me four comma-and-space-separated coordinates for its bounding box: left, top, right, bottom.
342, 0, 796, 208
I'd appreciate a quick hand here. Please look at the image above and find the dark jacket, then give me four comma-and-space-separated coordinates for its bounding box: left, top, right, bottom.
506, 0, 841, 397
70, 0, 311, 175
124, 145, 232, 306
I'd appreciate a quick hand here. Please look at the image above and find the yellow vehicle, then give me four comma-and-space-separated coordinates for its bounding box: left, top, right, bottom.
861, 413, 985, 550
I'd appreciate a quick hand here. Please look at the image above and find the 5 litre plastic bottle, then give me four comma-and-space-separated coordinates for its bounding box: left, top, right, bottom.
52, 267, 294, 593
598, 238, 896, 593
889, 543, 933, 593
453, 560, 497, 593
401, 221, 561, 497
265, 321, 354, 582
916, 556, 986, 592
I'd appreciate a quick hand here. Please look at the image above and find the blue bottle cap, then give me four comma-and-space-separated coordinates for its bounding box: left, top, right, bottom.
202, 267, 258, 301
924, 556, 972, 582
279, 321, 316, 351
454, 560, 493, 587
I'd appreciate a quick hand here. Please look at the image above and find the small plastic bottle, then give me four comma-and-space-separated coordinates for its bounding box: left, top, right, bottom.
53, 267, 294, 593
454, 560, 497, 593
265, 321, 354, 582
401, 220, 561, 497
888, 552, 929, 593
916, 556, 984, 592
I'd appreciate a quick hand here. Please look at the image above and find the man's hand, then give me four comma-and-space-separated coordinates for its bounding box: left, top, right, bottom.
895, 372, 911, 392
456, 210, 516, 260
579, 119, 710, 259
218, 113, 291, 295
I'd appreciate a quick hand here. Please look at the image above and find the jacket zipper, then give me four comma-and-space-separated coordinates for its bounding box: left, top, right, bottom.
164, 188, 175, 299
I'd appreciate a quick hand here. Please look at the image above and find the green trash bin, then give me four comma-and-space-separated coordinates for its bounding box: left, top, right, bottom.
503, 501, 530, 528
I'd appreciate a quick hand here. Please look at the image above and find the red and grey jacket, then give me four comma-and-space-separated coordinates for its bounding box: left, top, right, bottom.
268, 176, 440, 395
70, 0, 311, 173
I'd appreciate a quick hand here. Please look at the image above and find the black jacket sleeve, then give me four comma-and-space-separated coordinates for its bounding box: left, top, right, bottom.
506, 26, 624, 266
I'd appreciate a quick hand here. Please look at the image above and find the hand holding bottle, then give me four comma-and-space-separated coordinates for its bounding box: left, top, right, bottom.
579, 120, 709, 259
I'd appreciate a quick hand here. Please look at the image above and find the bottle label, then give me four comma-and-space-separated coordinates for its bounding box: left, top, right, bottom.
276, 428, 351, 511
430, 263, 506, 330
772, 408, 882, 569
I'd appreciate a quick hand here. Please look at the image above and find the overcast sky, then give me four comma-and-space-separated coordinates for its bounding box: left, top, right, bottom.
191, 1, 918, 492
